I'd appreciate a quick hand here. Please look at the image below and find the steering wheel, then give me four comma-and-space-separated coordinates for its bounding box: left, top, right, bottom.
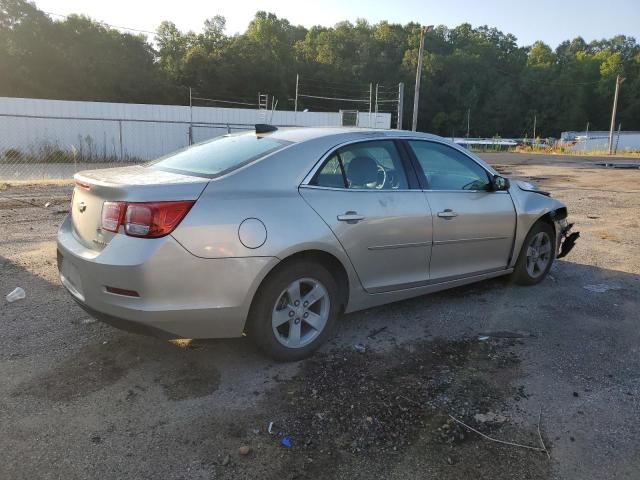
372, 165, 387, 189
462, 179, 487, 190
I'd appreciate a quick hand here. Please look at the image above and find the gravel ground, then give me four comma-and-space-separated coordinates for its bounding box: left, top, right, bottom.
1, 153, 639, 479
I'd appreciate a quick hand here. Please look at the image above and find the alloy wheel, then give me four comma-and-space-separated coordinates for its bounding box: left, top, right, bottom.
271, 277, 330, 348
525, 231, 552, 278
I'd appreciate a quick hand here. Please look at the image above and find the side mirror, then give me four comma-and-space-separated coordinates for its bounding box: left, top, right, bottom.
492, 175, 510, 191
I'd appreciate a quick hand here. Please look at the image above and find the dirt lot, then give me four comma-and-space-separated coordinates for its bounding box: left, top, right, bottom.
1, 153, 639, 479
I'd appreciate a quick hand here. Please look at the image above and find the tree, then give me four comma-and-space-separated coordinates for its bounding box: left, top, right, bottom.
1, 1, 638, 136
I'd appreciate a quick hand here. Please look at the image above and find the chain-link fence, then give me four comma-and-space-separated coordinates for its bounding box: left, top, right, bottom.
0, 97, 392, 183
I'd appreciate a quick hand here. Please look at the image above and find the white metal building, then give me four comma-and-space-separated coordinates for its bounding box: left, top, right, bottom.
0, 97, 391, 162
561, 130, 640, 153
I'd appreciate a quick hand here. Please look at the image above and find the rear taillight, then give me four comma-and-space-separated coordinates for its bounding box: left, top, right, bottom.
101, 201, 194, 238
101, 201, 126, 232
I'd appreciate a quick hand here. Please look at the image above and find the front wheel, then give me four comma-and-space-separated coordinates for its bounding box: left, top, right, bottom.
512, 221, 555, 285
247, 261, 339, 361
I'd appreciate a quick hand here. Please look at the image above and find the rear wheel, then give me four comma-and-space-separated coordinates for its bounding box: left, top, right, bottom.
248, 261, 339, 361
512, 221, 555, 285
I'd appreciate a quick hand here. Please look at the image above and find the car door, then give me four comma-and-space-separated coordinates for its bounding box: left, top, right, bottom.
299, 139, 432, 293
405, 140, 516, 280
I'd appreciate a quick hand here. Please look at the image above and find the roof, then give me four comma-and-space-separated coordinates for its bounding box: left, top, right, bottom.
251, 126, 444, 143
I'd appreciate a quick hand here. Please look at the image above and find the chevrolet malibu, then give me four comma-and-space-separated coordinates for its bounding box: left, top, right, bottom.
57, 127, 578, 360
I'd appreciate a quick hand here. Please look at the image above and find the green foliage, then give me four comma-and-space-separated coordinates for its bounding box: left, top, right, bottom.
1, 0, 639, 137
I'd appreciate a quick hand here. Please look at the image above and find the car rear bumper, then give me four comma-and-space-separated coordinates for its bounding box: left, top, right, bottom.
57, 215, 278, 338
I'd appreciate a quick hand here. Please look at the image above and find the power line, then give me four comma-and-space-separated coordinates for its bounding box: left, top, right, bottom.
191, 97, 257, 107
299, 77, 372, 90
298, 94, 370, 103
43, 11, 157, 36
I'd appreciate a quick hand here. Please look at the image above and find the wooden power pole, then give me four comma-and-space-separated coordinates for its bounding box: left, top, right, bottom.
411, 25, 433, 132
608, 75, 625, 155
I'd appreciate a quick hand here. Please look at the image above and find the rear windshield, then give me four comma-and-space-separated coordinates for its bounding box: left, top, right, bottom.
149, 134, 291, 178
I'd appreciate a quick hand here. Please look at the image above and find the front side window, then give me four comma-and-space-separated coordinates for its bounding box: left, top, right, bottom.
150, 134, 290, 178
312, 140, 409, 190
408, 141, 490, 191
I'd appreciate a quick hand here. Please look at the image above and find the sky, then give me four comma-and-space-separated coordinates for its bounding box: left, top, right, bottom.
34, 0, 640, 47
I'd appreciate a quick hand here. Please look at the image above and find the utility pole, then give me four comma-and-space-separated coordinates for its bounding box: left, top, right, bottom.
374, 83, 379, 114
188, 87, 193, 145
532, 114, 537, 147
369, 83, 373, 126
374, 83, 379, 128
397, 82, 404, 129
466, 108, 470, 138
294, 73, 299, 112
412, 25, 434, 132
608, 74, 625, 155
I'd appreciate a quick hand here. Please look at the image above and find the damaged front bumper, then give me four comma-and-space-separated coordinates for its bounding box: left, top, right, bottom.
556, 218, 580, 259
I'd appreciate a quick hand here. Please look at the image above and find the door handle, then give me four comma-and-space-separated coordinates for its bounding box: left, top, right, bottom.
437, 209, 458, 219
337, 211, 365, 223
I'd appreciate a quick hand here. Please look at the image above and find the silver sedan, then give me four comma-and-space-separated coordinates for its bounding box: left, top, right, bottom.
57, 127, 578, 360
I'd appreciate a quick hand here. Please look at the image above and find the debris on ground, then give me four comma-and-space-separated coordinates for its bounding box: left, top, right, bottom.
478, 335, 490, 341
81, 318, 97, 324
252, 338, 548, 478
367, 326, 388, 338
238, 446, 251, 455
583, 284, 619, 293
6, 287, 26, 303
267, 339, 520, 455
44, 202, 51, 208
354, 343, 367, 353
449, 414, 549, 456
478, 331, 530, 339
474, 412, 507, 423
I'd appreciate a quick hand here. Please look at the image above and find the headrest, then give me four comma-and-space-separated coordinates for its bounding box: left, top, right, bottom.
347, 156, 378, 187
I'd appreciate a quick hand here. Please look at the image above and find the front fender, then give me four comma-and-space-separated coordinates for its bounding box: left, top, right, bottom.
507, 185, 567, 268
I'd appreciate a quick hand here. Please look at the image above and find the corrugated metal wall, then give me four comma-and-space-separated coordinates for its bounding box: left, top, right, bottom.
561, 131, 640, 153
0, 97, 391, 162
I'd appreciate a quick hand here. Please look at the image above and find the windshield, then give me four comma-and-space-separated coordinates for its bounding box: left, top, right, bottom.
149, 134, 291, 178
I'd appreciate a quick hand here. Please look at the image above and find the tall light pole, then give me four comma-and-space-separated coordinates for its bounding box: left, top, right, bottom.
608, 75, 625, 155
412, 25, 434, 132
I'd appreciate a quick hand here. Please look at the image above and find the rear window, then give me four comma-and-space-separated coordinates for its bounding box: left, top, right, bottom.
149, 134, 290, 178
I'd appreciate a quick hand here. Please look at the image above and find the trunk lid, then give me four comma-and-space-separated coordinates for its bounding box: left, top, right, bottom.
71, 165, 208, 251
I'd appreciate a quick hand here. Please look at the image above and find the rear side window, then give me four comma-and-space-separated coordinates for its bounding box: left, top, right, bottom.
408, 141, 490, 191
150, 134, 290, 178
312, 140, 409, 190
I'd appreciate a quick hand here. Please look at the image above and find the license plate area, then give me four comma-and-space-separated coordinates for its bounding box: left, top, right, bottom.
58, 250, 85, 301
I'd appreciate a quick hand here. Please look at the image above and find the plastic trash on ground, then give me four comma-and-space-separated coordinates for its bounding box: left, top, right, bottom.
6, 287, 26, 303
281, 436, 292, 448
354, 343, 367, 353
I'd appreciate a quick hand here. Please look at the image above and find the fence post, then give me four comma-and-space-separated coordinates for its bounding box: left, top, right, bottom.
397, 82, 404, 130
118, 120, 124, 161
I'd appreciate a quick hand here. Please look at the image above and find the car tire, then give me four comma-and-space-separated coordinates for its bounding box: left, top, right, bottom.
247, 260, 339, 361
512, 221, 555, 286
